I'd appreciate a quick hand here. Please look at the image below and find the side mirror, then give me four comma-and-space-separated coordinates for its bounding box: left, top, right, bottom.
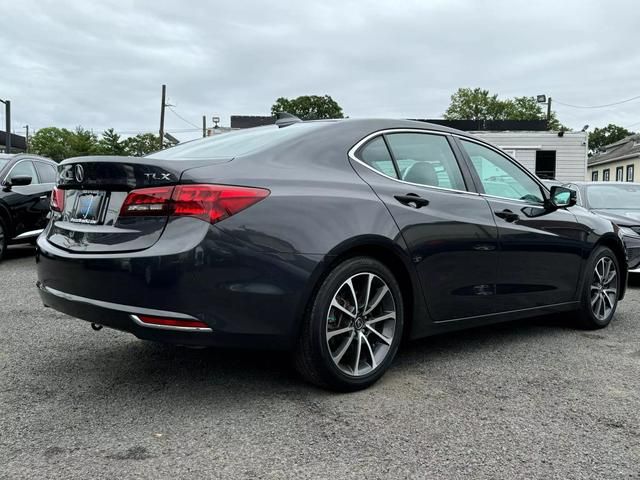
8, 175, 33, 187
549, 186, 577, 208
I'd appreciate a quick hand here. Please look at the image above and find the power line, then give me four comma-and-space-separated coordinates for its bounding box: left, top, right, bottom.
555, 95, 640, 109
167, 106, 201, 129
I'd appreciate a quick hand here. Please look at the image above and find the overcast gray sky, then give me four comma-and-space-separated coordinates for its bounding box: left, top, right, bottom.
1, 0, 639, 141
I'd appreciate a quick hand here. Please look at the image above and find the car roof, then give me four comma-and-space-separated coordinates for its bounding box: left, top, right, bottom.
569, 181, 640, 186
5, 153, 56, 164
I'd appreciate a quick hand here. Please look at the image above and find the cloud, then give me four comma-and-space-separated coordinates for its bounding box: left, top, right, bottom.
1, 0, 639, 140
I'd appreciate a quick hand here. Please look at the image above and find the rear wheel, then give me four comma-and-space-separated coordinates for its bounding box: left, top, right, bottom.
294, 257, 404, 391
575, 246, 620, 329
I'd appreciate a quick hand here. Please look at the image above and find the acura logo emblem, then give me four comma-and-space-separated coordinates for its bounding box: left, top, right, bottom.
74, 164, 84, 183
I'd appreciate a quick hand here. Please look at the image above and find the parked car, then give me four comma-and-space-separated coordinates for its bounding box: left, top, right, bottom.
36, 118, 627, 391
561, 181, 640, 272
0, 153, 57, 260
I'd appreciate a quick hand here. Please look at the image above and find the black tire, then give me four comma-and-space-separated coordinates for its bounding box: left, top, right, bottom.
294, 256, 404, 391
575, 246, 620, 330
0, 218, 7, 261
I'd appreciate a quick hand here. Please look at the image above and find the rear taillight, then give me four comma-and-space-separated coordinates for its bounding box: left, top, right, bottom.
120, 186, 173, 216
119, 184, 269, 224
51, 186, 64, 212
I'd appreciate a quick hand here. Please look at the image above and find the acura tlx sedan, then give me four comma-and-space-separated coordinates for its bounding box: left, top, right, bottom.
36, 117, 627, 391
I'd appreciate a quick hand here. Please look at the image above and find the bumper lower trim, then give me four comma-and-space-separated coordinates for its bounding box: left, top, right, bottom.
130, 314, 212, 332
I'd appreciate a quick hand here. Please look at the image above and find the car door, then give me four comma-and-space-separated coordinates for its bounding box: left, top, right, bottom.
3, 160, 47, 237
456, 137, 584, 312
32, 161, 57, 228
349, 130, 500, 323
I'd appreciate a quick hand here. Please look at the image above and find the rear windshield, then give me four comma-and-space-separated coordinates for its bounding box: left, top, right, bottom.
587, 184, 640, 209
147, 122, 324, 160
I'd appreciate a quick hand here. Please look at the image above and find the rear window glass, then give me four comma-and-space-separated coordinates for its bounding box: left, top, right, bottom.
147, 123, 324, 160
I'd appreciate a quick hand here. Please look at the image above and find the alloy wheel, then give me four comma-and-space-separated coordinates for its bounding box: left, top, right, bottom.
590, 256, 617, 321
326, 272, 396, 377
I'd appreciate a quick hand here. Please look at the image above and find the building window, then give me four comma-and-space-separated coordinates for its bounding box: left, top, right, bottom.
627, 165, 635, 182
592, 170, 598, 181
535, 150, 556, 179
603, 169, 610, 181
616, 166, 624, 181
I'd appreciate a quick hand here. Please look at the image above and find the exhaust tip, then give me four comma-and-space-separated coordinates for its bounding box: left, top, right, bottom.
91, 323, 103, 331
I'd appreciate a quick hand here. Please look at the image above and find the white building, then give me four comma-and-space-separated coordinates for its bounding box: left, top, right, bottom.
472, 131, 588, 182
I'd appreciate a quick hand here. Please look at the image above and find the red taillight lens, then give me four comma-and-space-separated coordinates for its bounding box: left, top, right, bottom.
136, 315, 211, 330
120, 186, 173, 216
51, 186, 64, 212
119, 184, 269, 224
172, 185, 269, 224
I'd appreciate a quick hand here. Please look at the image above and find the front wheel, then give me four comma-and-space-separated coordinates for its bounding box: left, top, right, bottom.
0, 219, 7, 261
294, 257, 404, 391
575, 246, 620, 329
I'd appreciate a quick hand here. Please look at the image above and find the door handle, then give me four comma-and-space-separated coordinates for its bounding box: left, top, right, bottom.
394, 194, 429, 209
495, 209, 519, 222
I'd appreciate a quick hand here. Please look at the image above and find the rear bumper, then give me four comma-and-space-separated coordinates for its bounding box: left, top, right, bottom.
36, 218, 327, 349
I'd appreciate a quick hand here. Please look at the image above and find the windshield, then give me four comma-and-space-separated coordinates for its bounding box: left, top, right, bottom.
147, 122, 325, 160
587, 184, 640, 209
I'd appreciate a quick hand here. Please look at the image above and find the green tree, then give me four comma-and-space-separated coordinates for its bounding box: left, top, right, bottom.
122, 133, 163, 156
588, 124, 634, 155
67, 126, 98, 157
97, 128, 125, 155
29, 127, 74, 162
271, 95, 344, 120
444, 88, 565, 130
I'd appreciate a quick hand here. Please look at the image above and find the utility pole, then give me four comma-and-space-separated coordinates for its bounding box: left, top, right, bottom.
24, 125, 29, 153
547, 97, 552, 125
202, 115, 206, 138
159, 84, 166, 150
0, 99, 10, 153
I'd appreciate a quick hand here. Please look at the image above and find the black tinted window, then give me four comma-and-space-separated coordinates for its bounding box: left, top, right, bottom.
385, 133, 466, 190
35, 162, 57, 183
358, 137, 397, 178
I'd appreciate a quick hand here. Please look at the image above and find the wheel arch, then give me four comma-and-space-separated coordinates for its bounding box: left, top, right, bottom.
0, 201, 12, 238
293, 236, 424, 345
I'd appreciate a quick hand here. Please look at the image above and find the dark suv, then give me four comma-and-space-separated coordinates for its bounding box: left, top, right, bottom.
0, 154, 57, 260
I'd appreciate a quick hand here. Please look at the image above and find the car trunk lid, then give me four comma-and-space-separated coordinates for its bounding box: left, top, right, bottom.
48, 156, 232, 253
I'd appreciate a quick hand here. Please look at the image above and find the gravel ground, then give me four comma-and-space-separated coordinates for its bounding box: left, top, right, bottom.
1, 245, 639, 479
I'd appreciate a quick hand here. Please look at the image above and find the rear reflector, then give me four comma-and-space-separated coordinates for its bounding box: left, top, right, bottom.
119, 184, 269, 224
135, 314, 211, 330
51, 186, 64, 212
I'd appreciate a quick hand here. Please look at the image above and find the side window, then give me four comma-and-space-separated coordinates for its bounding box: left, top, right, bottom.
35, 162, 57, 184
460, 139, 544, 204
358, 136, 398, 178
384, 133, 466, 190
7, 161, 38, 184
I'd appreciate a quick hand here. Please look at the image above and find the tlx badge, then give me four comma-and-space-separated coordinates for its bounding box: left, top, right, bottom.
144, 172, 171, 181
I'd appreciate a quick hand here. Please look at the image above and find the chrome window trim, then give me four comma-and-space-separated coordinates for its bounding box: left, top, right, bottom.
453, 134, 549, 207
348, 128, 480, 196
2, 159, 40, 185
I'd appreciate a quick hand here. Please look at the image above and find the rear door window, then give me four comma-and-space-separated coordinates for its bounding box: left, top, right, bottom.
35, 162, 57, 184
357, 136, 398, 178
384, 133, 466, 190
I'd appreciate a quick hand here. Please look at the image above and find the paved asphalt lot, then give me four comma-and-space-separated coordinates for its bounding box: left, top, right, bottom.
1, 245, 639, 480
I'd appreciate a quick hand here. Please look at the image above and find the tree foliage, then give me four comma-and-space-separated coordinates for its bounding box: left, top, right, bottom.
444, 88, 565, 130
588, 124, 634, 155
30, 127, 164, 161
271, 95, 344, 120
